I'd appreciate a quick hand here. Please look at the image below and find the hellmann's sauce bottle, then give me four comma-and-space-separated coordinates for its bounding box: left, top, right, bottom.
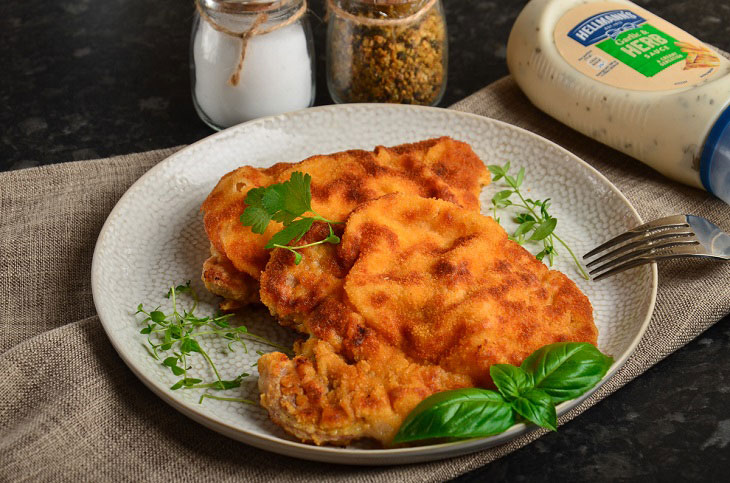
507, 0, 730, 205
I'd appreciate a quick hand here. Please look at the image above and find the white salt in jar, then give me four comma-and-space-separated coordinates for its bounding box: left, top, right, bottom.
191, 0, 315, 130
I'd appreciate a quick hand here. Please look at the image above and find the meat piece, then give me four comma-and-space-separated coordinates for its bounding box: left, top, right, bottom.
201, 247, 259, 311
200, 137, 490, 307
258, 338, 470, 446
258, 193, 596, 446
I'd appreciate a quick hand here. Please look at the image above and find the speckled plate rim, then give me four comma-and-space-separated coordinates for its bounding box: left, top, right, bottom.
91, 103, 657, 465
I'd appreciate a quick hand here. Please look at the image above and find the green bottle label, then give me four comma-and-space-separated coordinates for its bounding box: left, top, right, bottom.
596, 24, 685, 77
557, 4, 724, 92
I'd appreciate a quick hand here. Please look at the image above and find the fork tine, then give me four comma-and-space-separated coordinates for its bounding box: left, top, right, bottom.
585, 228, 696, 268
583, 214, 689, 259
590, 244, 705, 280
591, 257, 655, 281
588, 239, 700, 275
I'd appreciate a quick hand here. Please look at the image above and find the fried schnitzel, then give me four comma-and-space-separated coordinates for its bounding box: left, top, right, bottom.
258, 193, 596, 446
201, 137, 489, 309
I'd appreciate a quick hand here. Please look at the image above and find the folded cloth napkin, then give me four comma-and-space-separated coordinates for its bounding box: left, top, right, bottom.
1, 78, 729, 482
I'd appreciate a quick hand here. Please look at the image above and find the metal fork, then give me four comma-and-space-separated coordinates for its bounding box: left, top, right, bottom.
583, 215, 730, 280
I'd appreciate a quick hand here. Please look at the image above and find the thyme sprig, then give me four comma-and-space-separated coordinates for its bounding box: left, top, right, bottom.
488, 162, 589, 280
136, 281, 289, 404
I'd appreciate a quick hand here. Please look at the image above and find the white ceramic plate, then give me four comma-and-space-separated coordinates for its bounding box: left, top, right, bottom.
91, 104, 657, 465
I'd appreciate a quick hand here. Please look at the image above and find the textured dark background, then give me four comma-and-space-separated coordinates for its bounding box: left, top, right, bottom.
2, 0, 730, 480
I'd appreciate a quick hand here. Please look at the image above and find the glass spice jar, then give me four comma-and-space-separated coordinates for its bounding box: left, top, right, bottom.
191, 0, 316, 130
326, 0, 448, 106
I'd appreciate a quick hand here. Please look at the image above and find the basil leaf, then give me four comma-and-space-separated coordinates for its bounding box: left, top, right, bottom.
511, 388, 557, 431
393, 388, 515, 443
490, 364, 533, 401
521, 342, 614, 404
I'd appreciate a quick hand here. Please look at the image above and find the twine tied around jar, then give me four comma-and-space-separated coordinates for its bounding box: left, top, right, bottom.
325, 0, 438, 26
194, 0, 308, 86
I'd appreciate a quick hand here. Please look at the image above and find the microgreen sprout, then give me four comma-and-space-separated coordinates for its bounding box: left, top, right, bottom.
487, 162, 589, 280
136, 281, 291, 405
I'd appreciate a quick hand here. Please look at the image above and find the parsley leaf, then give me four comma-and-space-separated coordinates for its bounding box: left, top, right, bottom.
265, 218, 314, 249
240, 205, 271, 235
267, 171, 311, 217
240, 172, 341, 264
244, 186, 267, 206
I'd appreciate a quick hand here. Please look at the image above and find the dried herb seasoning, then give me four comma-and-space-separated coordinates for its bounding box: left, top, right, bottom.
326, 0, 447, 105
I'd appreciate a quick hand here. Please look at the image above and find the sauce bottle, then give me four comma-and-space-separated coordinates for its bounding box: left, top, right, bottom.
507, 0, 730, 205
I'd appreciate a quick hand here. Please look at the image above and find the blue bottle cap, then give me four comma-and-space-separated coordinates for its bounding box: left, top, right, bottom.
700, 104, 730, 205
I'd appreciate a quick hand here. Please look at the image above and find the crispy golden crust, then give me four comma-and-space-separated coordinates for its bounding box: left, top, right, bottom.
258, 337, 470, 446
258, 193, 596, 446
200, 137, 489, 307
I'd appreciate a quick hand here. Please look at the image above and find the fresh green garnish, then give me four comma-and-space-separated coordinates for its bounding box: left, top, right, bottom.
392, 342, 613, 444
240, 171, 341, 264
487, 162, 589, 280
136, 281, 290, 404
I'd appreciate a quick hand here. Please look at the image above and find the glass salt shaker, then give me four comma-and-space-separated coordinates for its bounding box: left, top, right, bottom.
191, 0, 316, 130
326, 0, 448, 106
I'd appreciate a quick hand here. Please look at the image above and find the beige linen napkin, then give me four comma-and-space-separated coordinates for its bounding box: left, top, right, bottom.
1, 79, 729, 482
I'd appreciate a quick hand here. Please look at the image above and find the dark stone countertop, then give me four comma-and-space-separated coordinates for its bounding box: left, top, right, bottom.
2, 0, 729, 480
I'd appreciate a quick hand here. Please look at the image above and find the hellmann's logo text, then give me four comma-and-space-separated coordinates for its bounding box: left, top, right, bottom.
568, 10, 647, 47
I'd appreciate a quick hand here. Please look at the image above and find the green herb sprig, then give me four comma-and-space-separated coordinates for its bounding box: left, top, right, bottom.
487, 162, 589, 280
393, 342, 613, 444
240, 172, 341, 265
136, 281, 290, 405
